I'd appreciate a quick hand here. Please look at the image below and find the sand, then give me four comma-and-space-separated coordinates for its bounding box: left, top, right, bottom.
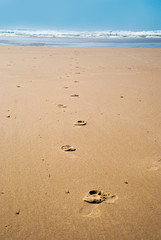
0, 46, 161, 240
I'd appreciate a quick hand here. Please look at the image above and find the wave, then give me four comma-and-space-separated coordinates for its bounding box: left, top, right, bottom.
0, 29, 161, 39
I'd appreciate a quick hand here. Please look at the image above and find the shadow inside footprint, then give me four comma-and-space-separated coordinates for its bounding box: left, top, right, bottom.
74, 120, 87, 126
70, 94, 79, 97
61, 145, 76, 151
57, 104, 67, 108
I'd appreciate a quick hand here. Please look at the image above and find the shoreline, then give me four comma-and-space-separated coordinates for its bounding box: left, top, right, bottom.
0, 37, 161, 47
0, 46, 161, 239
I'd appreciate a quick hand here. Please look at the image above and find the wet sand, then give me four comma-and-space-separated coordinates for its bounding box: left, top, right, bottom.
0, 46, 161, 240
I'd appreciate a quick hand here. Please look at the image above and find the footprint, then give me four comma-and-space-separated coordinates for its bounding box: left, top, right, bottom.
79, 205, 101, 218
70, 94, 79, 98
149, 166, 159, 171
149, 159, 161, 171
74, 81, 79, 83
61, 145, 76, 151
74, 120, 87, 126
83, 190, 118, 204
57, 104, 67, 108
105, 195, 118, 204
83, 190, 108, 203
16, 210, 20, 215
63, 87, 69, 89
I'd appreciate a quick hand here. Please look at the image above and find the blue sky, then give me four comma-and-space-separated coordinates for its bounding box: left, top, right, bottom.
0, 0, 161, 30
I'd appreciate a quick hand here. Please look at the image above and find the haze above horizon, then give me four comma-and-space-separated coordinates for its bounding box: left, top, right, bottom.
0, 0, 161, 31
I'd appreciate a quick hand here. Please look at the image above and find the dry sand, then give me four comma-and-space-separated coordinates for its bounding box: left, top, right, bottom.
0, 46, 161, 239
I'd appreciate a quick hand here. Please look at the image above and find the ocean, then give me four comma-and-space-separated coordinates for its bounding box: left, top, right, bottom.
0, 29, 161, 47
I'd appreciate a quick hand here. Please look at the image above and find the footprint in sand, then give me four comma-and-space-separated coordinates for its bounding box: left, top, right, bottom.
79, 204, 101, 218
16, 210, 20, 215
63, 87, 69, 89
74, 81, 79, 83
57, 104, 67, 108
149, 159, 161, 171
61, 145, 76, 152
70, 94, 79, 98
83, 190, 118, 204
74, 120, 87, 126
79, 191, 118, 218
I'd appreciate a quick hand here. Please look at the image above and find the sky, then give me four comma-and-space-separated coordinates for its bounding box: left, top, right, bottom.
0, 0, 161, 31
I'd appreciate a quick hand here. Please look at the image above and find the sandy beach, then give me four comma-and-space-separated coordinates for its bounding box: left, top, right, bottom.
0, 46, 161, 239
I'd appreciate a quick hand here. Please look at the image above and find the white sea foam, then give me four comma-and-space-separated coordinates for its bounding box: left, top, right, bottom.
0, 29, 161, 39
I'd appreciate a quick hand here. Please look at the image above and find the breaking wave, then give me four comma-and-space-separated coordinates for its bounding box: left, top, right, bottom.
0, 29, 161, 39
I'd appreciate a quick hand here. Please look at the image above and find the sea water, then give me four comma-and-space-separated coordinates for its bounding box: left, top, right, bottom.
0, 29, 161, 47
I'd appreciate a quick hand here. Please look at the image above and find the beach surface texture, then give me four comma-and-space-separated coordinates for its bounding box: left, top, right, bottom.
0, 46, 161, 240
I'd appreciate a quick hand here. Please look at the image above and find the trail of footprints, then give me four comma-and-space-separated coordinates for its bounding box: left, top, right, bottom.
59, 52, 118, 217
3, 52, 118, 219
